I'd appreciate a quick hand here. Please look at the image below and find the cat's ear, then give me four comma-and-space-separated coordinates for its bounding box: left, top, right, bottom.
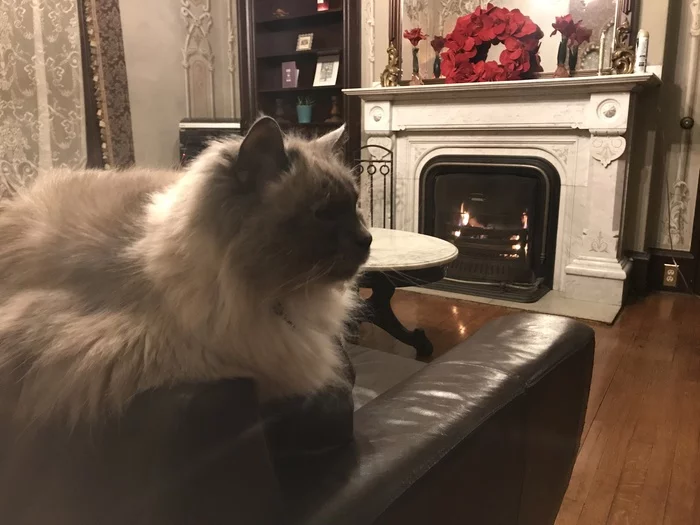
234, 117, 288, 189
315, 124, 346, 152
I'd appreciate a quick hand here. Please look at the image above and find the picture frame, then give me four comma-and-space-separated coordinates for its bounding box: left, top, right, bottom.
313, 55, 340, 87
296, 33, 314, 51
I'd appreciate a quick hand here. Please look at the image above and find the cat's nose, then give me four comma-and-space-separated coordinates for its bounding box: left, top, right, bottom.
356, 229, 373, 250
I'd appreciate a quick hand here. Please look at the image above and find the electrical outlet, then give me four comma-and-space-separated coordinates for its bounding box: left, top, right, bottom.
663, 264, 678, 288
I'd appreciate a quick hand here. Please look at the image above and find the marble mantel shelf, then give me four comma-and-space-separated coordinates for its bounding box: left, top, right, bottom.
343, 73, 660, 101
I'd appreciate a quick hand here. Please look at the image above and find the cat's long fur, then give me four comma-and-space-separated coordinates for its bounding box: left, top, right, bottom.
0, 118, 369, 426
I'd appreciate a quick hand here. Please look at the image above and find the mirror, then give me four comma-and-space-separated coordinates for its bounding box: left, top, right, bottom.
393, 0, 637, 80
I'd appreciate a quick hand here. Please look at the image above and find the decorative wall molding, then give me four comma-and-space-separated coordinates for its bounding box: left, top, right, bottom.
363, 0, 375, 66
227, 0, 238, 117
691, 0, 700, 37
670, 181, 690, 246
551, 147, 569, 166
181, 0, 215, 118
590, 135, 626, 168
666, 0, 700, 247
589, 231, 610, 253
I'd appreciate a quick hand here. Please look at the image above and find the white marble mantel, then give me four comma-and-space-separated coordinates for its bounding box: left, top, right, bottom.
344, 73, 661, 322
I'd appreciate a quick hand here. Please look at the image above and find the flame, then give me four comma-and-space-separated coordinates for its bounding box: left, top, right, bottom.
459, 202, 470, 227
512, 243, 522, 251
510, 234, 520, 241
522, 212, 528, 229
453, 230, 461, 237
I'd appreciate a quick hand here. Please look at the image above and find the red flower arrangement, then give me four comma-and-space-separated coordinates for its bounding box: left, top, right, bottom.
430, 35, 446, 53
550, 15, 577, 39
568, 24, 592, 46
440, 3, 543, 84
551, 14, 592, 46
403, 27, 427, 47
551, 14, 592, 76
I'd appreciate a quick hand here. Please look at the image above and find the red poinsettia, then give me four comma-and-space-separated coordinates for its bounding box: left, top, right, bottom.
430, 35, 446, 53
403, 27, 427, 47
550, 14, 577, 38
568, 23, 592, 46
440, 2, 543, 84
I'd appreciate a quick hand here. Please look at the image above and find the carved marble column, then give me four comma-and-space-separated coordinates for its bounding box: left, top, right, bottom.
564, 93, 631, 304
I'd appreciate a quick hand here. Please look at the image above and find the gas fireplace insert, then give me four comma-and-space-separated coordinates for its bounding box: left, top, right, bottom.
420, 155, 560, 302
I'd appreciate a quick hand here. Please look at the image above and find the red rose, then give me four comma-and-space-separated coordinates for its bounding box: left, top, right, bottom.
430, 35, 446, 53
551, 14, 577, 38
441, 49, 456, 77
490, 7, 509, 37
479, 15, 497, 42
481, 61, 502, 81
445, 55, 476, 83
447, 15, 470, 48
522, 34, 542, 52
568, 23, 592, 46
403, 27, 427, 47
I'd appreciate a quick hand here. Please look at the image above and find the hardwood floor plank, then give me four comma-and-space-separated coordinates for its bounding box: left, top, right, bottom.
575, 354, 653, 525
631, 360, 676, 525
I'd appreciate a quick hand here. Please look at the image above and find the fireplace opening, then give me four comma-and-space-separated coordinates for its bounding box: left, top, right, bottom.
420, 155, 560, 302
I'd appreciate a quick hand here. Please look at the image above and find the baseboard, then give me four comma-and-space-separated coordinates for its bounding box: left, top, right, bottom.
625, 250, 650, 299
648, 248, 696, 293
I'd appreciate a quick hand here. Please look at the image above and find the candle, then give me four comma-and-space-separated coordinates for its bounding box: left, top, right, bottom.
598, 30, 606, 75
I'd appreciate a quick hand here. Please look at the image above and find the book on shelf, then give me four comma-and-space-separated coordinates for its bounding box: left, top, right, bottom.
281, 61, 298, 88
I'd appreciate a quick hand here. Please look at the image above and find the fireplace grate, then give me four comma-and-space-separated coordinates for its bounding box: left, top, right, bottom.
450, 226, 533, 283
420, 155, 560, 302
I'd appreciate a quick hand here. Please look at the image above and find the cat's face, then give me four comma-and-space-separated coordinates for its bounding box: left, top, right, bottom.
197, 118, 371, 295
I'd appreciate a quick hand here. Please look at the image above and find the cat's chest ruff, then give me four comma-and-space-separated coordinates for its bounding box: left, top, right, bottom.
272, 302, 295, 329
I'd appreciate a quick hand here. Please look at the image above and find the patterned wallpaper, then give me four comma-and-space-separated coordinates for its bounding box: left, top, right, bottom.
0, 0, 87, 202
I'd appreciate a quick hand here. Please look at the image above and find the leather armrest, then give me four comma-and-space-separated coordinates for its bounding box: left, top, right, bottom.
0, 379, 285, 525
283, 313, 595, 525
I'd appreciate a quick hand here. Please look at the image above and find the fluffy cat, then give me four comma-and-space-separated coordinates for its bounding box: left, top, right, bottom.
0, 117, 372, 426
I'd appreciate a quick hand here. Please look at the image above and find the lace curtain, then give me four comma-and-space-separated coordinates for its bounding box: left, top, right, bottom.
0, 0, 87, 202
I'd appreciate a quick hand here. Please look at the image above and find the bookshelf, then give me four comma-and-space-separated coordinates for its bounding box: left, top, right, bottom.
236, 0, 361, 159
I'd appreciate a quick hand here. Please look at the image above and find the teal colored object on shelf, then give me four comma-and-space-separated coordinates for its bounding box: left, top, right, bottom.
297, 105, 313, 123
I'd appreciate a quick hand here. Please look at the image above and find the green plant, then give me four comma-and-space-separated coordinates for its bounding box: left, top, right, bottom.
297, 96, 315, 106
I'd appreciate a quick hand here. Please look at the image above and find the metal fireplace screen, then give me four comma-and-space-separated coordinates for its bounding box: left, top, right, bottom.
421, 156, 560, 302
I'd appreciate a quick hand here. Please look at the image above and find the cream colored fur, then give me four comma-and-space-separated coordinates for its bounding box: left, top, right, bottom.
0, 123, 362, 426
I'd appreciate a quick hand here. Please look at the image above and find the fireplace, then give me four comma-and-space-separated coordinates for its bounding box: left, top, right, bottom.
420, 156, 560, 302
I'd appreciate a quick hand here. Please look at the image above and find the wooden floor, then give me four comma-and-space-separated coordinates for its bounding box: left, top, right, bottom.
358, 291, 700, 525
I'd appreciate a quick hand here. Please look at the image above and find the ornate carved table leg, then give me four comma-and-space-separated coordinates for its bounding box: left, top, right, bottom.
363, 273, 434, 358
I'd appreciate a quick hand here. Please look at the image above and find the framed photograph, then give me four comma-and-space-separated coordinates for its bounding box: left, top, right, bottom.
313, 55, 340, 87
296, 33, 313, 51
281, 61, 298, 88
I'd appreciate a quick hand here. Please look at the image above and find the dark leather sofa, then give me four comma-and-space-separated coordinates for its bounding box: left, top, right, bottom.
0, 313, 594, 525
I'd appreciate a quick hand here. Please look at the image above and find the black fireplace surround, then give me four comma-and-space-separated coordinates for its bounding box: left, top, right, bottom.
420, 155, 560, 302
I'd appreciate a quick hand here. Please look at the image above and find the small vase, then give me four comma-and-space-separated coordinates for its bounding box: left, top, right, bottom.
568, 45, 579, 76
409, 46, 423, 85
553, 64, 570, 78
553, 38, 570, 78
296, 105, 313, 124
433, 52, 441, 78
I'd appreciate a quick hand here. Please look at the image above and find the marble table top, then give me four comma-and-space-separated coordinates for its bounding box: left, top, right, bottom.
362, 228, 459, 272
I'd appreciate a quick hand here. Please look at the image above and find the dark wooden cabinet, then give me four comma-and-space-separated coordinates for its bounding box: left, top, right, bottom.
236, 0, 361, 160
